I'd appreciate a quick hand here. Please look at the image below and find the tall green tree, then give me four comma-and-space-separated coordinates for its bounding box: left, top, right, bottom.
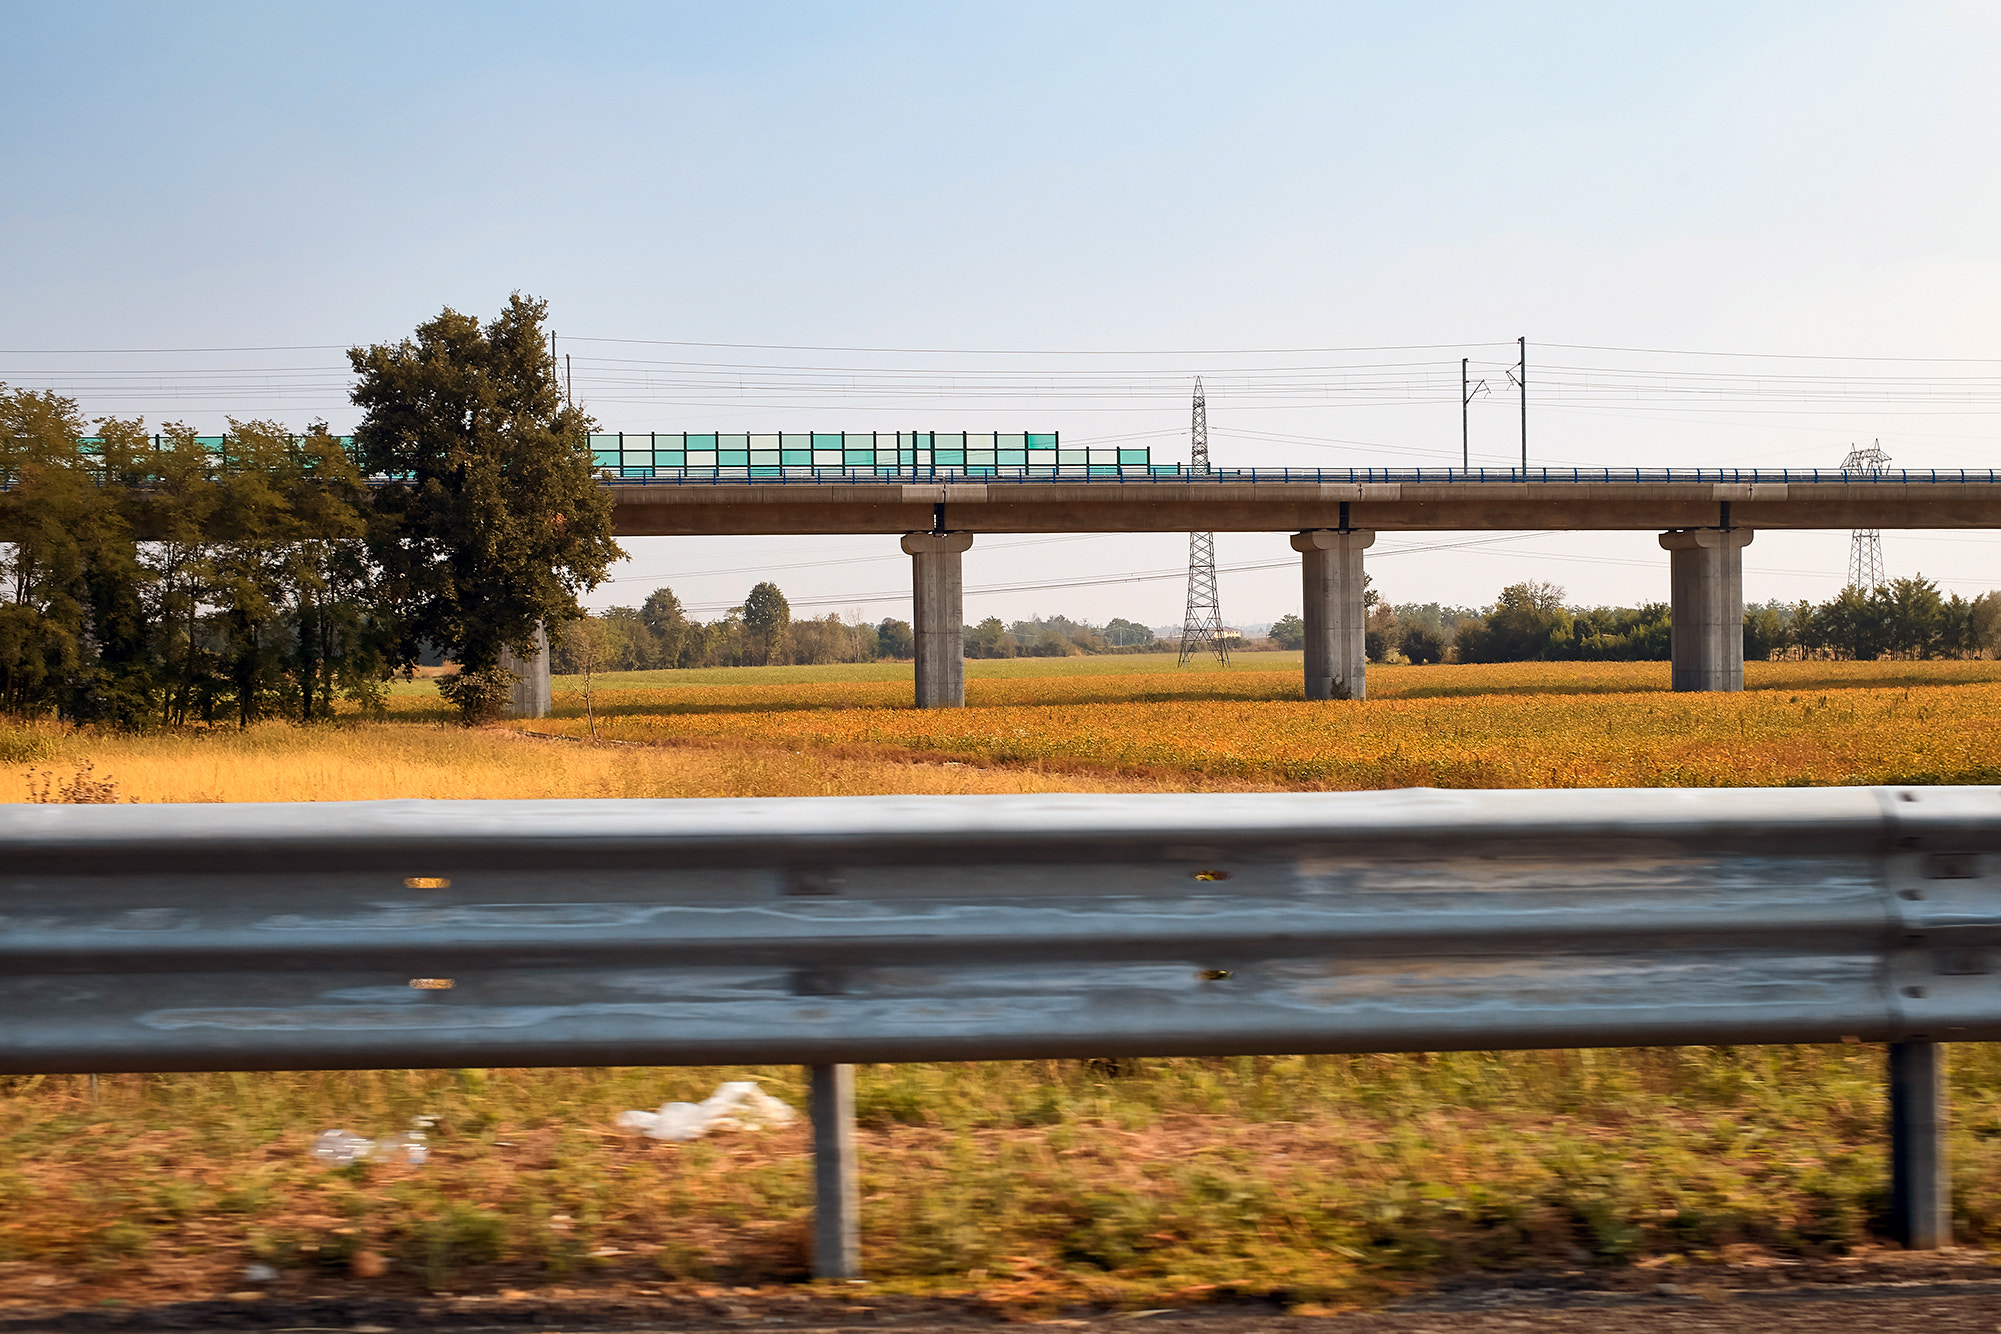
1, 389, 99, 713
348, 295, 620, 722
1, 391, 155, 722
143, 424, 230, 724
741, 581, 790, 666
875, 617, 914, 660
641, 586, 690, 667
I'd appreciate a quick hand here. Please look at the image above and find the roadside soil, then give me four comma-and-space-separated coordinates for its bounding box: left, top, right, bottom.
4, 1249, 1999, 1333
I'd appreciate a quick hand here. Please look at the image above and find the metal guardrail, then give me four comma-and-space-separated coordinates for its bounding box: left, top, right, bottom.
597, 466, 2001, 485
5, 786, 1996, 1270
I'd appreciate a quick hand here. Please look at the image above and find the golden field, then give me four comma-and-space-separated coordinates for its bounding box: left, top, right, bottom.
4, 656, 1998, 803
521, 656, 2001, 792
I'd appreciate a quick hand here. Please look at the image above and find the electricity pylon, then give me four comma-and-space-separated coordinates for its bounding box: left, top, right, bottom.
1178, 377, 1230, 666
1840, 441, 1890, 590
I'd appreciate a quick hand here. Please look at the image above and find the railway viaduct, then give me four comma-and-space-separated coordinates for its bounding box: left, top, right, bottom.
494, 469, 2001, 715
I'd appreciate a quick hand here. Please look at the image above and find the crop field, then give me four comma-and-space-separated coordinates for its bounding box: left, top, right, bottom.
526, 655, 2001, 791
4, 656, 2001, 1312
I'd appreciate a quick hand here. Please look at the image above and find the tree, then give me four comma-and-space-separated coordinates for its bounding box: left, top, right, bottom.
348, 294, 621, 722
1268, 613, 1304, 651
68, 415, 155, 725
570, 615, 608, 740
1742, 602, 1789, 664
599, 606, 656, 670
1401, 625, 1444, 665
741, 582, 790, 666
640, 587, 689, 667
876, 617, 914, 659
1105, 617, 1154, 648
0, 387, 127, 717
1876, 576, 1948, 659
1456, 581, 1573, 663
1817, 585, 1885, 662
965, 616, 1013, 658
268, 423, 386, 721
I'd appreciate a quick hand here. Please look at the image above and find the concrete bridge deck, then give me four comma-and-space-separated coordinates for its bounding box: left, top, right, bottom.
608, 476, 2001, 535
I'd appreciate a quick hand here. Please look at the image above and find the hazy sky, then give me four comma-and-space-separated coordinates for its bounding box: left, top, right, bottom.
6, 2, 1999, 627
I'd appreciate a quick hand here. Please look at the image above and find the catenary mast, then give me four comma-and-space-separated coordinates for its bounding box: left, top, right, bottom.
1177, 377, 1230, 665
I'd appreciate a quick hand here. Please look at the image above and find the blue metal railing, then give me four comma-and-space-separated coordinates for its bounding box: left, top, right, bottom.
596, 465, 2001, 486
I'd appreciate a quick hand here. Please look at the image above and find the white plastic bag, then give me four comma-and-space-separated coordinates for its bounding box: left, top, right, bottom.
310, 1115, 435, 1164
615, 1080, 796, 1141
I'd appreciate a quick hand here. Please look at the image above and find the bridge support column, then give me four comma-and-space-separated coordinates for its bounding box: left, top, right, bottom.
1659, 529, 1753, 692
903, 531, 973, 708
500, 623, 551, 719
1291, 529, 1375, 701
1890, 1040, 1950, 1249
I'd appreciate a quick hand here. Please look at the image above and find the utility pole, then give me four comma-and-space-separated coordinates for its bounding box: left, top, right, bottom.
565, 354, 574, 409
1177, 377, 1230, 666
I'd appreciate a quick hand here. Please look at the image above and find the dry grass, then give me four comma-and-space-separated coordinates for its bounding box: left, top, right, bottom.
0, 720, 1170, 805
9, 1048, 2001, 1311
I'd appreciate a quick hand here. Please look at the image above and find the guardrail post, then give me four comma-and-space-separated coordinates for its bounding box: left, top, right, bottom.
1658, 529, 1753, 692
1291, 529, 1375, 700
1889, 1040, 1950, 1249
903, 531, 974, 708
809, 1063, 860, 1280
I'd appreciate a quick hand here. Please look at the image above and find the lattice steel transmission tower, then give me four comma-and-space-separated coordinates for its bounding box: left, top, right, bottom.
1840, 440, 1891, 590
1177, 377, 1230, 666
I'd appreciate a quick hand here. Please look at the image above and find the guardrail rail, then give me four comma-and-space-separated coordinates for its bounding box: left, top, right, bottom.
5, 785, 1997, 1275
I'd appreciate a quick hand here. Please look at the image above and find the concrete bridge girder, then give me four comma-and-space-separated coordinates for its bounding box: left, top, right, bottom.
608, 480, 2001, 537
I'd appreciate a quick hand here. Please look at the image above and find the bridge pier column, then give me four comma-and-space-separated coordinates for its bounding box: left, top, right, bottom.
1659, 529, 1752, 692
1291, 529, 1375, 701
903, 531, 973, 708
500, 623, 551, 719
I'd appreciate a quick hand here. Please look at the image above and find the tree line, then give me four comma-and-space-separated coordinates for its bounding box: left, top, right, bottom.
0, 295, 619, 726
549, 584, 1164, 673
1314, 578, 2001, 665
549, 572, 2001, 679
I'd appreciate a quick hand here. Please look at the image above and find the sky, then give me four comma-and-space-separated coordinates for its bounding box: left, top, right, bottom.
5, 2, 2000, 629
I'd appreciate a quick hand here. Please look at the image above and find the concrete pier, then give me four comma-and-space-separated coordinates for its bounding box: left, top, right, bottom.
1658, 529, 1753, 692
500, 623, 552, 718
903, 531, 974, 708
1291, 529, 1375, 701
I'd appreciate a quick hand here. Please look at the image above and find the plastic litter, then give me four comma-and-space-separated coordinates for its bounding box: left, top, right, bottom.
614, 1080, 796, 1141
241, 1262, 279, 1285
309, 1128, 373, 1164
310, 1115, 436, 1165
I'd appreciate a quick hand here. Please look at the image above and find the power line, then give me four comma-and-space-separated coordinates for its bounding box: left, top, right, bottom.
1544, 342, 2001, 364
564, 335, 1516, 356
